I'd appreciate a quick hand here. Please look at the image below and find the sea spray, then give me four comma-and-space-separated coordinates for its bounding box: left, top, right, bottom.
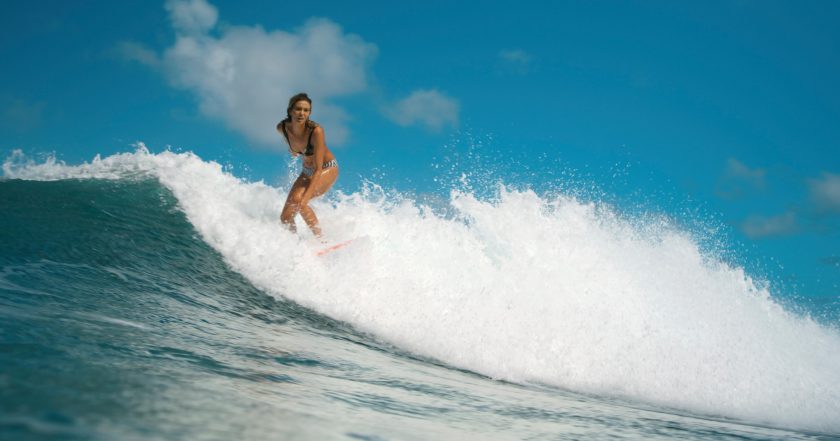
4, 147, 839, 433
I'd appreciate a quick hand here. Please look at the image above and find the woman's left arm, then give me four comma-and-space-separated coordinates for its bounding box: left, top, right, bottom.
300, 126, 326, 206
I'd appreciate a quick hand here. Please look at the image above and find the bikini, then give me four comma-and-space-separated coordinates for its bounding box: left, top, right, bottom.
281, 122, 338, 177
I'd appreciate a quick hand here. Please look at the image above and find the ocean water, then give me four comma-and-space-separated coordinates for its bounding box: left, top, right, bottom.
1, 148, 839, 440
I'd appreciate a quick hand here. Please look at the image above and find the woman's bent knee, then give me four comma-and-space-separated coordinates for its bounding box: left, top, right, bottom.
286, 192, 304, 205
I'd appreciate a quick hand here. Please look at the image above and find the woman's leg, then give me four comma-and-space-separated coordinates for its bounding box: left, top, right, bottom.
298, 167, 338, 237
280, 175, 309, 233
281, 167, 339, 236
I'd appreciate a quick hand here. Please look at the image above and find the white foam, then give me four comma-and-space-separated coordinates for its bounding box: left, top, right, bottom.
5, 148, 840, 433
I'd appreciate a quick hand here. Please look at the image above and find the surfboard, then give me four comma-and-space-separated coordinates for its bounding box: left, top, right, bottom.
315, 239, 354, 256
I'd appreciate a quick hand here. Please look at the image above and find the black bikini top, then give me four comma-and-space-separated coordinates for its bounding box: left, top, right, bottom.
281, 122, 315, 156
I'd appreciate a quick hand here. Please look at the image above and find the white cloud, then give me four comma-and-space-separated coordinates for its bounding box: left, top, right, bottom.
809, 172, 840, 214
499, 49, 532, 64
2, 99, 45, 132
740, 211, 797, 239
165, 0, 218, 35
133, 0, 377, 147
387, 89, 459, 132
715, 158, 766, 199
117, 41, 160, 67
498, 49, 533, 74
725, 158, 765, 185
500, 49, 531, 63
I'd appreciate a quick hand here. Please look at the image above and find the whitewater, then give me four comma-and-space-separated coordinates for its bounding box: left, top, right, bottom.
2, 146, 839, 440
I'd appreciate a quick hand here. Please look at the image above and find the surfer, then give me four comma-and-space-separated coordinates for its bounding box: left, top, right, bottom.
277, 93, 338, 238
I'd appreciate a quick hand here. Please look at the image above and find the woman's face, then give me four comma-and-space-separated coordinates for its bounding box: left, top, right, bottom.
290, 100, 311, 123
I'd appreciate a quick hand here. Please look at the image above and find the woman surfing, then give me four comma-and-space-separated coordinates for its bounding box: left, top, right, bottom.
276, 93, 338, 238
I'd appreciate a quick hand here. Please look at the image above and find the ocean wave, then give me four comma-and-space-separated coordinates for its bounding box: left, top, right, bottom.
4, 147, 839, 433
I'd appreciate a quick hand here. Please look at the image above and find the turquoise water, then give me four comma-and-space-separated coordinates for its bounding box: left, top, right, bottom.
1, 151, 839, 440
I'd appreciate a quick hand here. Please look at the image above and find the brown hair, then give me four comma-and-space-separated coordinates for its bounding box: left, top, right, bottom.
286, 92, 311, 120
278, 92, 318, 136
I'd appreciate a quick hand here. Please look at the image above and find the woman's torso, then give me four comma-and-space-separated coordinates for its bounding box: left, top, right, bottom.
283, 123, 335, 167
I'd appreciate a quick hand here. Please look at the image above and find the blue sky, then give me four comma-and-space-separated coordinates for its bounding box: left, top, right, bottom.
2, 0, 839, 299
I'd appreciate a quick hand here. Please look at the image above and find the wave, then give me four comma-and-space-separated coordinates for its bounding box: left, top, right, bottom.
4, 147, 839, 433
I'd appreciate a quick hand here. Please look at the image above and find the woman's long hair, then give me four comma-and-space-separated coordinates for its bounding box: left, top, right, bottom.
278, 93, 318, 133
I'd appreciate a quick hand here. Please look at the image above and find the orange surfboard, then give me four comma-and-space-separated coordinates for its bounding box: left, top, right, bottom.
315, 239, 354, 256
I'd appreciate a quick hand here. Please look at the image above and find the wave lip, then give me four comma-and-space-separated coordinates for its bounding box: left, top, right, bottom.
5, 148, 840, 435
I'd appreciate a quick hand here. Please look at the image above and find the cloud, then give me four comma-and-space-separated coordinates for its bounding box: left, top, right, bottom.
725, 158, 766, 184
117, 41, 160, 67
498, 49, 533, 73
165, 0, 217, 35
720, 168, 840, 239
386, 89, 459, 132
715, 158, 766, 199
808, 172, 840, 214
740, 210, 798, 239
2, 99, 46, 132
126, 0, 377, 147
